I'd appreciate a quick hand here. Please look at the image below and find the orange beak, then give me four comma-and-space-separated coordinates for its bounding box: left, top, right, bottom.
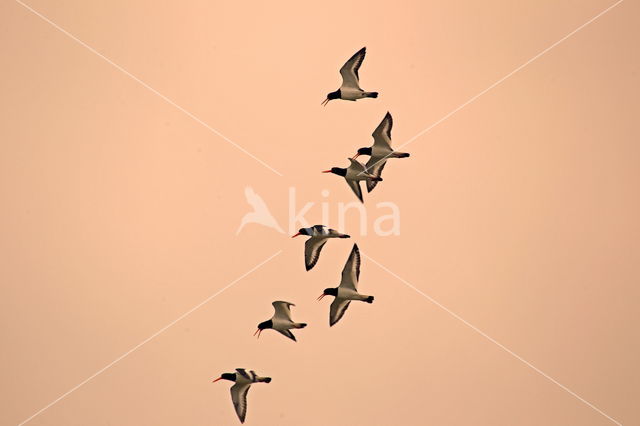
212, 377, 223, 383
321, 98, 329, 106
253, 329, 262, 338
317, 294, 326, 301
321, 170, 332, 173
291, 232, 302, 238
353, 153, 361, 159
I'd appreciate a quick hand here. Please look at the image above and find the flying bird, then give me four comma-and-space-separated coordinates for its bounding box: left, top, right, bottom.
317, 244, 374, 326
322, 47, 378, 106
322, 158, 381, 203
255, 301, 307, 342
291, 225, 350, 271
353, 112, 410, 192
212, 368, 272, 424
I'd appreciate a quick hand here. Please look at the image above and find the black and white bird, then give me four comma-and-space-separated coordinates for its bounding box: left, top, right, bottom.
291, 224, 350, 271
254, 301, 307, 342
322, 47, 378, 106
212, 368, 271, 424
353, 112, 410, 192
317, 244, 374, 326
322, 158, 382, 203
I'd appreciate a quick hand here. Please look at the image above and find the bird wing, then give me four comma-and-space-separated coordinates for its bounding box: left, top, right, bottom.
339, 47, 366, 90
348, 157, 367, 173
230, 382, 251, 423
276, 329, 297, 342
312, 224, 328, 235
346, 158, 368, 202
372, 112, 393, 150
365, 158, 387, 193
346, 179, 364, 203
235, 368, 251, 380
304, 237, 328, 271
340, 244, 361, 291
329, 298, 351, 327
271, 301, 294, 321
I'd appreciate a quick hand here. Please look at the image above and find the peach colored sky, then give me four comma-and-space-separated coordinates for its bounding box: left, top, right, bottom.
1, 1, 639, 425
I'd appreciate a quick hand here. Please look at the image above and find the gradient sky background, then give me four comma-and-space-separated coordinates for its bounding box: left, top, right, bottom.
1, 1, 639, 425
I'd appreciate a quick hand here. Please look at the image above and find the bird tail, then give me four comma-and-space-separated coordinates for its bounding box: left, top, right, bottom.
365, 91, 379, 98
394, 152, 410, 158
365, 296, 374, 304
257, 377, 272, 383
294, 323, 307, 329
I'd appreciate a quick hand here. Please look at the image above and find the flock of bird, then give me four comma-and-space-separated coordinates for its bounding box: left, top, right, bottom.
212, 47, 410, 423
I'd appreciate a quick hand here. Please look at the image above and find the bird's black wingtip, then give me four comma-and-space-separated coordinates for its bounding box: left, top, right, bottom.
264, 377, 272, 383
340, 234, 351, 238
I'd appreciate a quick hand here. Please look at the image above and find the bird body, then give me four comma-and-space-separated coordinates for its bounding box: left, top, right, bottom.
255, 301, 307, 342
213, 368, 271, 423
292, 225, 350, 271
336, 286, 372, 302
340, 86, 377, 101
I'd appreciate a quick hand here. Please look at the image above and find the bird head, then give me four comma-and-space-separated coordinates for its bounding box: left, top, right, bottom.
254, 320, 272, 338
212, 372, 236, 383
321, 167, 347, 177
317, 287, 338, 301
291, 228, 310, 238
353, 147, 372, 159
321, 90, 341, 106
